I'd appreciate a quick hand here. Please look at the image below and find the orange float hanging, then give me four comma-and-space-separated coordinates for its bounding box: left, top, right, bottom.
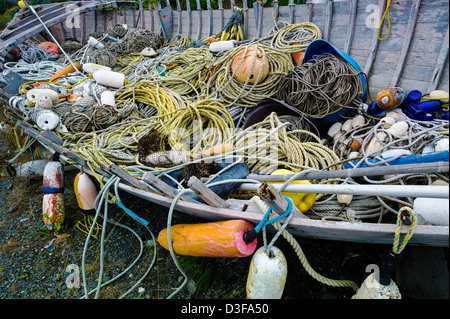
231, 47, 269, 85
158, 219, 257, 257
42, 153, 65, 230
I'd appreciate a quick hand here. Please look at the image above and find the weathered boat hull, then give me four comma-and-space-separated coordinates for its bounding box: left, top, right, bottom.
1, 1, 449, 247
2, 0, 446, 98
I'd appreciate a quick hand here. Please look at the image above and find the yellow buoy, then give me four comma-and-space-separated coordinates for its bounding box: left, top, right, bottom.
269, 169, 316, 212
18, 1, 28, 9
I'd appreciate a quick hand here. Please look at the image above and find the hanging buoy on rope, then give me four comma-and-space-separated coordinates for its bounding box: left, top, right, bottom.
74, 171, 98, 213
376, 87, 407, 110
74, 171, 101, 237
231, 47, 269, 85
42, 153, 65, 230
353, 207, 417, 299
158, 219, 257, 257
246, 246, 288, 299
269, 169, 316, 212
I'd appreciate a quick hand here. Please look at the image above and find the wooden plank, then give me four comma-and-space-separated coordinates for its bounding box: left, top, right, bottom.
105, 164, 154, 193
176, 0, 182, 35
364, 0, 386, 76
243, 0, 248, 39
343, 0, 357, 54
195, 0, 203, 41
428, 26, 449, 92
324, 0, 332, 41
187, 176, 228, 208
185, 0, 192, 38
142, 171, 201, 204
206, 0, 213, 37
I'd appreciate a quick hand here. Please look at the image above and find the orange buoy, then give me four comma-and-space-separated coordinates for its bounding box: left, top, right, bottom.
74, 172, 98, 213
231, 47, 269, 85
158, 219, 257, 257
376, 87, 407, 110
42, 153, 65, 230
292, 44, 305, 66
38, 42, 59, 55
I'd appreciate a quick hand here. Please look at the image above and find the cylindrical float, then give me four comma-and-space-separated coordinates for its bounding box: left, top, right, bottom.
158, 219, 257, 257
42, 153, 65, 230
413, 197, 449, 226
74, 171, 98, 214
27, 89, 59, 103
246, 246, 288, 299
93, 69, 125, 89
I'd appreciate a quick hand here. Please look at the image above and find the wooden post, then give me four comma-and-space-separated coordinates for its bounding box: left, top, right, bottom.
187, 176, 228, 208
257, 183, 308, 219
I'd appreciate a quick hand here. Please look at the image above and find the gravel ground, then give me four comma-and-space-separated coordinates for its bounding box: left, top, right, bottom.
0, 133, 447, 302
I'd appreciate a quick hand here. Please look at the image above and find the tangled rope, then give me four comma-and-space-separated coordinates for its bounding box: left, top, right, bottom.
150, 47, 214, 97
204, 43, 294, 107
232, 112, 341, 174
277, 53, 364, 118
115, 80, 186, 116
157, 99, 235, 160
259, 22, 322, 53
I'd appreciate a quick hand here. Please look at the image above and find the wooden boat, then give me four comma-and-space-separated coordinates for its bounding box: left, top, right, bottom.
1, 0, 449, 248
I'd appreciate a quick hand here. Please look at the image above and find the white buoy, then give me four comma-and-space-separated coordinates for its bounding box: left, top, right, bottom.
14, 159, 50, 179
209, 40, 237, 53
82, 62, 111, 74
87, 37, 105, 49
413, 197, 449, 226
100, 91, 115, 107
352, 273, 401, 299
246, 246, 288, 299
35, 96, 53, 109
93, 70, 125, 88
29, 109, 60, 130
27, 89, 59, 103
74, 172, 98, 212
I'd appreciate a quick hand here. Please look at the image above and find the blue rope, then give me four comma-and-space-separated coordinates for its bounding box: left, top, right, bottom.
254, 196, 294, 233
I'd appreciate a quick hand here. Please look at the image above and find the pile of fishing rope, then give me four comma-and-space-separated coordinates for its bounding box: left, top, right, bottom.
2, 17, 448, 301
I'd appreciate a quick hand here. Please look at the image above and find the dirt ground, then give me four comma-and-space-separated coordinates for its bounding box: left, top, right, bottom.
0, 132, 447, 302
